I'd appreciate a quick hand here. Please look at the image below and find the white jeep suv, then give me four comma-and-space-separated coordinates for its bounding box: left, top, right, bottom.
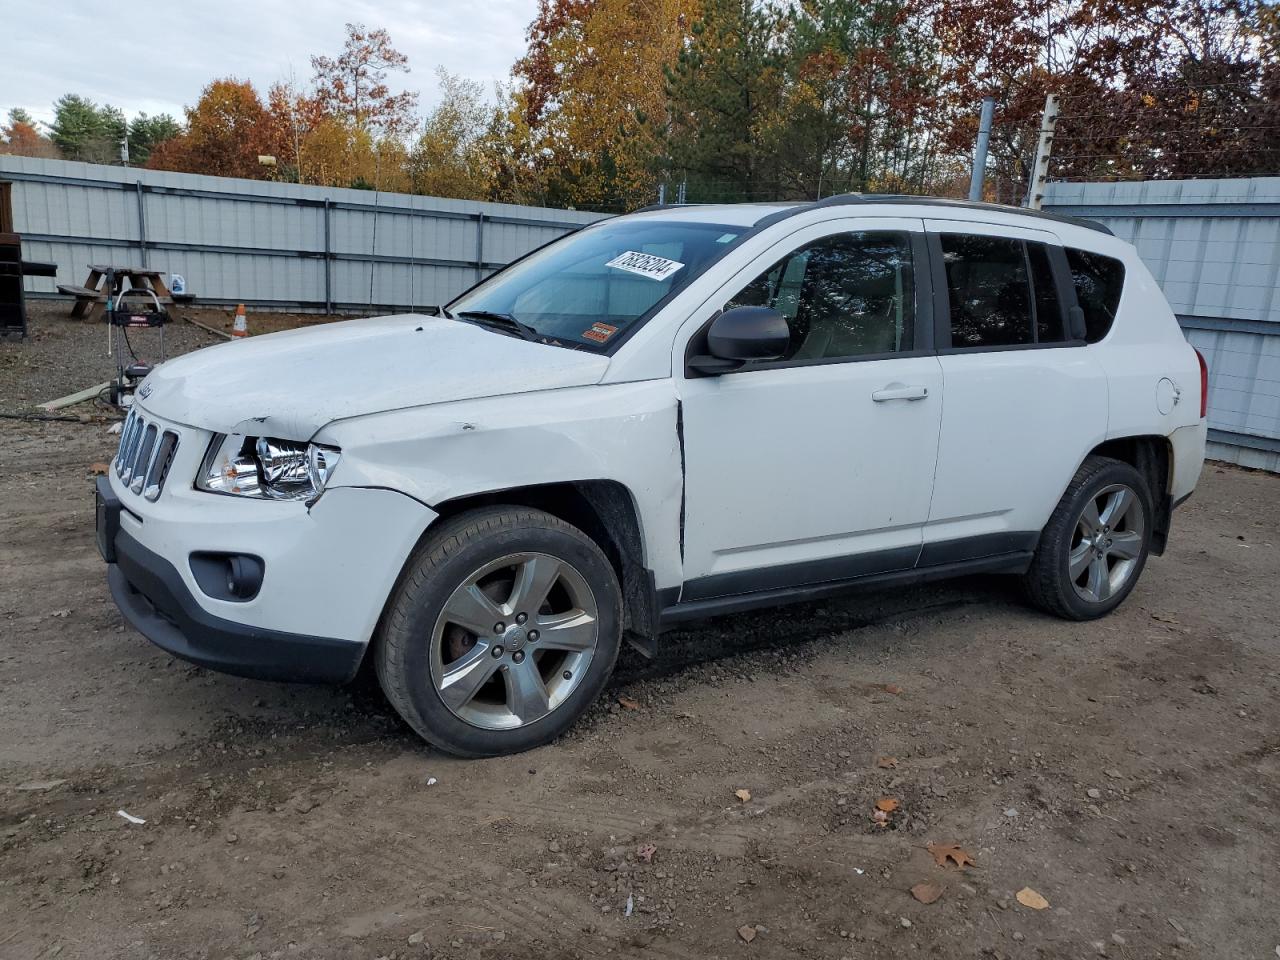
97, 196, 1208, 756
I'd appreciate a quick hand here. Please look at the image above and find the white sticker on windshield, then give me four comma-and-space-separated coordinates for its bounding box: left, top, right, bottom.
606, 251, 685, 282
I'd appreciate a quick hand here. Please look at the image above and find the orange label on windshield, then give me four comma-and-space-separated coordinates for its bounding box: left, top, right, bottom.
582, 322, 618, 343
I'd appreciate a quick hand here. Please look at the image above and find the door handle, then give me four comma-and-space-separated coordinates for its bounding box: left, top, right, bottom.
871, 383, 929, 402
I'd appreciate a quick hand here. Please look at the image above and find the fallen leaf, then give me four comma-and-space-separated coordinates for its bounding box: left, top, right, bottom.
89, 462, 110, 476
636, 843, 657, 863
882, 683, 903, 695
877, 756, 898, 769
875, 797, 899, 813
737, 925, 757, 943
617, 696, 641, 711
1016, 887, 1049, 910
911, 881, 945, 904
926, 842, 977, 869
735, 789, 752, 803
872, 809, 889, 827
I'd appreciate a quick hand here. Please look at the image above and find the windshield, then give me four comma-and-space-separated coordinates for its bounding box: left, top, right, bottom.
448, 219, 744, 350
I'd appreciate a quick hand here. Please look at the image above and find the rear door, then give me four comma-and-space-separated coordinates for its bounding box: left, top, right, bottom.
921, 219, 1108, 563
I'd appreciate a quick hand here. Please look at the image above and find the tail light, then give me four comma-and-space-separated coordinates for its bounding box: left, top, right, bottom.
1195, 349, 1208, 419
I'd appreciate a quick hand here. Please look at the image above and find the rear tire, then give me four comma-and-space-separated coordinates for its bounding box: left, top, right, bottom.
1023, 456, 1153, 620
376, 507, 622, 757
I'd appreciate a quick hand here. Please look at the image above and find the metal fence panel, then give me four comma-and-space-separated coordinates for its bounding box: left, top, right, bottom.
1046, 177, 1280, 471
0, 155, 606, 312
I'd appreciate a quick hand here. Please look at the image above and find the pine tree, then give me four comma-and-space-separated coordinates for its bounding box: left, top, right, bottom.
662, 0, 785, 203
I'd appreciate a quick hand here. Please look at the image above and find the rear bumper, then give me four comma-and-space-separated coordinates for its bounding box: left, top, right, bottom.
1169, 420, 1207, 503
107, 525, 366, 684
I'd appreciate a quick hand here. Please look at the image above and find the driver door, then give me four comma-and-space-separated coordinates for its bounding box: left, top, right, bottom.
676, 218, 943, 601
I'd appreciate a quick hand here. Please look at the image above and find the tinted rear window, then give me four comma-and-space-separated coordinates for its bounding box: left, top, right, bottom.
939, 233, 1034, 348
1066, 248, 1125, 342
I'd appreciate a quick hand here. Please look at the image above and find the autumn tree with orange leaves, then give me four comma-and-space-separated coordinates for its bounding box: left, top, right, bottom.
11, 3, 1273, 204
0, 109, 59, 158
311, 23, 419, 138
147, 79, 275, 179
511, 0, 701, 208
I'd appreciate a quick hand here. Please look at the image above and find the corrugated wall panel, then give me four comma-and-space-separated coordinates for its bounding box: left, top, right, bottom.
1046, 177, 1280, 471
1, 155, 606, 312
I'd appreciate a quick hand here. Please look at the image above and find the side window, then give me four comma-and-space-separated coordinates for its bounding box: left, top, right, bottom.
939, 234, 1070, 348
1027, 241, 1066, 344
725, 231, 916, 362
1066, 248, 1125, 342
939, 234, 1032, 347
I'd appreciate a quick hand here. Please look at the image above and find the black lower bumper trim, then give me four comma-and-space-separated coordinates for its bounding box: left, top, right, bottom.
106, 527, 365, 684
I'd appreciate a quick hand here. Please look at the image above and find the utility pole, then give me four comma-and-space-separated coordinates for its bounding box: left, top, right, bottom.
1025, 93, 1060, 209
968, 97, 995, 202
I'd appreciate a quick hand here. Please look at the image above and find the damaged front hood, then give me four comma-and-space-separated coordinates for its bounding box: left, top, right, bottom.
137, 313, 611, 437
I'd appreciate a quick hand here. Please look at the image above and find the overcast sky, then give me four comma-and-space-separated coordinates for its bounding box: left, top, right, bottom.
5, 0, 538, 126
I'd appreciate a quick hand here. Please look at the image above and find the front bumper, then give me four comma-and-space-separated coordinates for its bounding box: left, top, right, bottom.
96, 409, 438, 684
106, 516, 365, 683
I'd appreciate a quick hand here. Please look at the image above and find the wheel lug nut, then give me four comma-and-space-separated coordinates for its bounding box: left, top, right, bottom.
494, 622, 505, 634
516, 612, 527, 625
513, 651, 525, 664
492, 645, 504, 658
528, 630, 539, 642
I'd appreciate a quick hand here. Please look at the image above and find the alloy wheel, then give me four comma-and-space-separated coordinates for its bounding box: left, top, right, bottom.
429, 552, 599, 731
1068, 483, 1146, 604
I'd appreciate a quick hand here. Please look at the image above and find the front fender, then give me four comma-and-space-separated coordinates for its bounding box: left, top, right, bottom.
316, 382, 684, 590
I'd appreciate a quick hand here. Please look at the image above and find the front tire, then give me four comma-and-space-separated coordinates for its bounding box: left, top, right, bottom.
1023, 456, 1153, 620
376, 507, 622, 757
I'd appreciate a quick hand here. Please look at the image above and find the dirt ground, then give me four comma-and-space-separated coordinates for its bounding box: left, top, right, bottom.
2, 307, 1278, 960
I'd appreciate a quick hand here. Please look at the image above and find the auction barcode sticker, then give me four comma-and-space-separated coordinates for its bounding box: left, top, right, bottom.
605, 251, 685, 282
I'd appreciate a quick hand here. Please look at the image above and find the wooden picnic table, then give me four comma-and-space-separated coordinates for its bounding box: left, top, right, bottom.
57, 264, 173, 322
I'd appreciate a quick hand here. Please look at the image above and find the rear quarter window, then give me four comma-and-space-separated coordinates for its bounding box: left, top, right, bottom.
1066, 248, 1125, 342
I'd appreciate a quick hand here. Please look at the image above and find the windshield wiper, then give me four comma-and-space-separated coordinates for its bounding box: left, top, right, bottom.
454, 309, 540, 342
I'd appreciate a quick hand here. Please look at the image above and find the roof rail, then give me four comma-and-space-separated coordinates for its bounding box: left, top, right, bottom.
632, 193, 1112, 236
750, 193, 1112, 235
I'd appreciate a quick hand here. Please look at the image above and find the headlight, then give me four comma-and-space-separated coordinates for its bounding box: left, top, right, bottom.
197, 434, 341, 501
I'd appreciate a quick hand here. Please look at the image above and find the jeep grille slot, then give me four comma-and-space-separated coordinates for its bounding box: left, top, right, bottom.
114, 410, 180, 501
143, 430, 179, 501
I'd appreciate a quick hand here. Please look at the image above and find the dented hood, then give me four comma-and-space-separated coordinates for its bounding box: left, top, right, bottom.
137, 313, 611, 438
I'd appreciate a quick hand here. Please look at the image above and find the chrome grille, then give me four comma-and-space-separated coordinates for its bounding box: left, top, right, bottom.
114, 409, 180, 501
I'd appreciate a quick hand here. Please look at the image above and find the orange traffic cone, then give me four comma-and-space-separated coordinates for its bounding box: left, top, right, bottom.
231, 303, 248, 338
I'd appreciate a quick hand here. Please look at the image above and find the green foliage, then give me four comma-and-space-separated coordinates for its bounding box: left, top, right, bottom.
408, 70, 494, 200
663, 0, 786, 202
127, 113, 181, 164
49, 94, 125, 162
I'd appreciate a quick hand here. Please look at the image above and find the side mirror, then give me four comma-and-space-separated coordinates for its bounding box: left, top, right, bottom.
687, 306, 790, 375
1067, 304, 1087, 341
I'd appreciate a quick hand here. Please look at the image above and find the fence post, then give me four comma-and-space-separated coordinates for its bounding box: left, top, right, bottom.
134, 181, 148, 267
323, 199, 332, 313
968, 97, 995, 202
475, 213, 486, 282
1025, 94, 1060, 210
